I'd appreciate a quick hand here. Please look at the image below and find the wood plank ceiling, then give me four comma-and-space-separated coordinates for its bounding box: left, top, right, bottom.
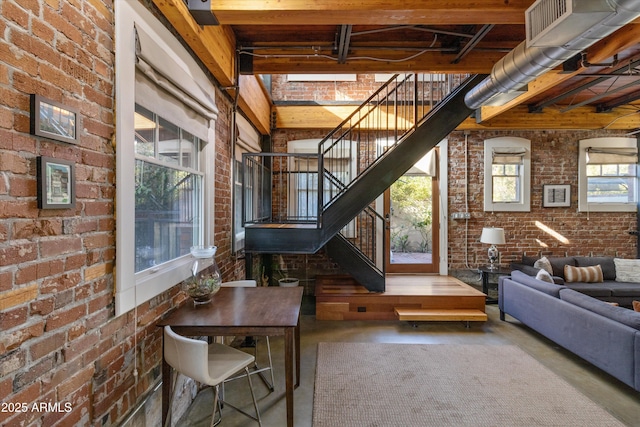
152, 0, 640, 133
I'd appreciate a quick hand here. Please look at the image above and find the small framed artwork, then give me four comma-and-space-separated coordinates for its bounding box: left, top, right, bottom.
30, 94, 80, 145
37, 157, 76, 209
543, 184, 571, 207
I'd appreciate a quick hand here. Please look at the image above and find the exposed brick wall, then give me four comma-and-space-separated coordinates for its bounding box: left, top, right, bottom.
271, 74, 382, 102
447, 130, 637, 271
270, 97, 638, 284
0, 1, 244, 426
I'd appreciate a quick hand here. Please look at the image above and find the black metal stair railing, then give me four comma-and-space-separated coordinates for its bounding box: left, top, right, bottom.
242, 73, 471, 278
318, 73, 469, 212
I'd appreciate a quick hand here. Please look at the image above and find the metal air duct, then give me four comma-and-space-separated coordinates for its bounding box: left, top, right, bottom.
464, 0, 640, 110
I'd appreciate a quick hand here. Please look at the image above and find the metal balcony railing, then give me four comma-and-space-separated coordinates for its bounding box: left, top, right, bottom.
242, 73, 469, 271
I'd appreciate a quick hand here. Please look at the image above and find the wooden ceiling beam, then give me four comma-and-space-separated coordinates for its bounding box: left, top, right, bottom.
244, 49, 506, 74
274, 104, 640, 130
151, 0, 237, 87
476, 23, 640, 123
151, 0, 272, 134
209, 0, 531, 25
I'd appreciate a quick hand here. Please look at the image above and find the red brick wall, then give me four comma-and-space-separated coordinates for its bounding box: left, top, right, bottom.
271, 74, 382, 102
271, 107, 638, 278
0, 1, 244, 426
447, 130, 637, 270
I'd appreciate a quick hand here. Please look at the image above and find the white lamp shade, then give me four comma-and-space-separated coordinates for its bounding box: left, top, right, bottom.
480, 227, 506, 245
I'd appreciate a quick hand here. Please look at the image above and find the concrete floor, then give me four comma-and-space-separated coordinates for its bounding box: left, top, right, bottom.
175, 302, 640, 427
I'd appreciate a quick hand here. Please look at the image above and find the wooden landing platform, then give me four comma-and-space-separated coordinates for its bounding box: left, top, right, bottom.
315, 274, 487, 322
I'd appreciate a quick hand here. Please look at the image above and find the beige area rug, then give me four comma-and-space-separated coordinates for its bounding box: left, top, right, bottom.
313, 342, 624, 427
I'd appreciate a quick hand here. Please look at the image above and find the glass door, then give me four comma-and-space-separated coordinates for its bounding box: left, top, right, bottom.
384, 152, 439, 274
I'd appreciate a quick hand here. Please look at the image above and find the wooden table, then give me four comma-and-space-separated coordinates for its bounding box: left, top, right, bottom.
158, 286, 303, 427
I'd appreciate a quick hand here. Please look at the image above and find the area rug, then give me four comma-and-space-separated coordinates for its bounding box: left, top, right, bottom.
313, 342, 624, 426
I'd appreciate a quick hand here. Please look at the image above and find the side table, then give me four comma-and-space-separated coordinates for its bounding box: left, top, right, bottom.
479, 266, 511, 304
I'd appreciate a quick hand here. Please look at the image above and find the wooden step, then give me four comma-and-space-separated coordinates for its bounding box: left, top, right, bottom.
394, 308, 488, 322
315, 274, 487, 321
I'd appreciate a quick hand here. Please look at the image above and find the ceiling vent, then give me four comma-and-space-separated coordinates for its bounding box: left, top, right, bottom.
525, 0, 615, 47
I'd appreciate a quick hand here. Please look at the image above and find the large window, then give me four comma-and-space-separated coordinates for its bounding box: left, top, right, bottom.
287, 139, 356, 235
287, 140, 354, 218
134, 104, 203, 272
578, 137, 638, 212
115, 0, 218, 315
484, 137, 531, 212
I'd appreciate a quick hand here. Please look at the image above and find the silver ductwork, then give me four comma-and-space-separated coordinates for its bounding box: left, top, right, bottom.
464, 0, 640, 110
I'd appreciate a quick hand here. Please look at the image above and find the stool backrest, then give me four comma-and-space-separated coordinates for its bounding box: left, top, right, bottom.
164, 326, 211, 385
221, 280, 257, 288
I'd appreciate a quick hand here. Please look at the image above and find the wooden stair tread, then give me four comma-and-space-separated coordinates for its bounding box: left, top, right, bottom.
394, 308, 488, 322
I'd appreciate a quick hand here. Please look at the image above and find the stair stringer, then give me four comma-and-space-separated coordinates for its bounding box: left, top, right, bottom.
325, 234, 385, 292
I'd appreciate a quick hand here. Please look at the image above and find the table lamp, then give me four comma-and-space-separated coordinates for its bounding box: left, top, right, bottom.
480, 227, 506, 270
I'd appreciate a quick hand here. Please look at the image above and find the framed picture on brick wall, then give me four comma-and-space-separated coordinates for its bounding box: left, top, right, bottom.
543, 184, 570, 207
30, 94, 80, 145
37, 157, 76, 209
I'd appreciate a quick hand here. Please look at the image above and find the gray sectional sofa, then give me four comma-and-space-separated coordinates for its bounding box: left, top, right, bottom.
499, 270, 640, 392
511, 255, 640, 307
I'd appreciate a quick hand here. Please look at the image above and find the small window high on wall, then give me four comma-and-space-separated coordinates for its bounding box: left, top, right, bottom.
578, 137, 638, 212
484, 137, 531, 212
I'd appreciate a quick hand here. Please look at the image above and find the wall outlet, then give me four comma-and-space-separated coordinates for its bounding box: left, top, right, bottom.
451, 212, 471, 220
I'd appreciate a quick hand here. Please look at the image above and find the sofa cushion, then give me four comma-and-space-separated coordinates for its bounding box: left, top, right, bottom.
559, 288, 640, 331
547, 257, 576, 278
614, 258, 640, 283
535, 269, 554, 283
564, 264, 603, 283
564, 282, 613, 297
510, 270, 565, 297
534, 257, 553, 274
575, 256, 616, 281
607, 283, 640, 297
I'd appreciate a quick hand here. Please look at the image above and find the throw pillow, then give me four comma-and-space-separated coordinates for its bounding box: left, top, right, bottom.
563, 264, 603, 283
535, 269, 554, 283
633, 301, 640, 312
614, 258, 640, 283
533, 256, 553, 275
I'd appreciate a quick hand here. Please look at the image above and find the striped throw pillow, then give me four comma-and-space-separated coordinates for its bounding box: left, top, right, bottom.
564, 264, 603, 283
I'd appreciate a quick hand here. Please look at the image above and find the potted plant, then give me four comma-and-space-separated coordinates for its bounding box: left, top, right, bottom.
275, 255, 299, 287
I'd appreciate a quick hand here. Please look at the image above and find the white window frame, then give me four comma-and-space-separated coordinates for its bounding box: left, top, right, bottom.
578, 137, 638, 213
484, 137, 531, 212
114, 0, 218, 316
287, 139, 357, 236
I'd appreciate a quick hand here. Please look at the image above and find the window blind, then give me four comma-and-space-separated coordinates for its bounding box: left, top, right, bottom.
586, 147, 638, 164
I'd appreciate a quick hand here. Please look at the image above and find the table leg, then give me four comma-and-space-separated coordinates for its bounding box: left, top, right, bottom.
482, 271, 489, 295
295, 315, 300, 388
162, 355, 171, 426
284, 327, 294, 427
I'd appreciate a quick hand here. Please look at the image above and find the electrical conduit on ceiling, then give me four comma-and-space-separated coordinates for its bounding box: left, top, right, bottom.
464, 0, 640, 110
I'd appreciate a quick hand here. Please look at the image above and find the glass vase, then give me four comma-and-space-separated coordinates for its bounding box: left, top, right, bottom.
186, 245, 221, 305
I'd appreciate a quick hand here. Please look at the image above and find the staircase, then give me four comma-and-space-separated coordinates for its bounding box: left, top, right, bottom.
243, 73, 487, 291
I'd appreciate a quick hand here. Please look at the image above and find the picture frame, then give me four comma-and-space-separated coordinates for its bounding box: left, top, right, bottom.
37, 157, 76, 209
543, 184, 571, 207
30, 94, 80, 145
